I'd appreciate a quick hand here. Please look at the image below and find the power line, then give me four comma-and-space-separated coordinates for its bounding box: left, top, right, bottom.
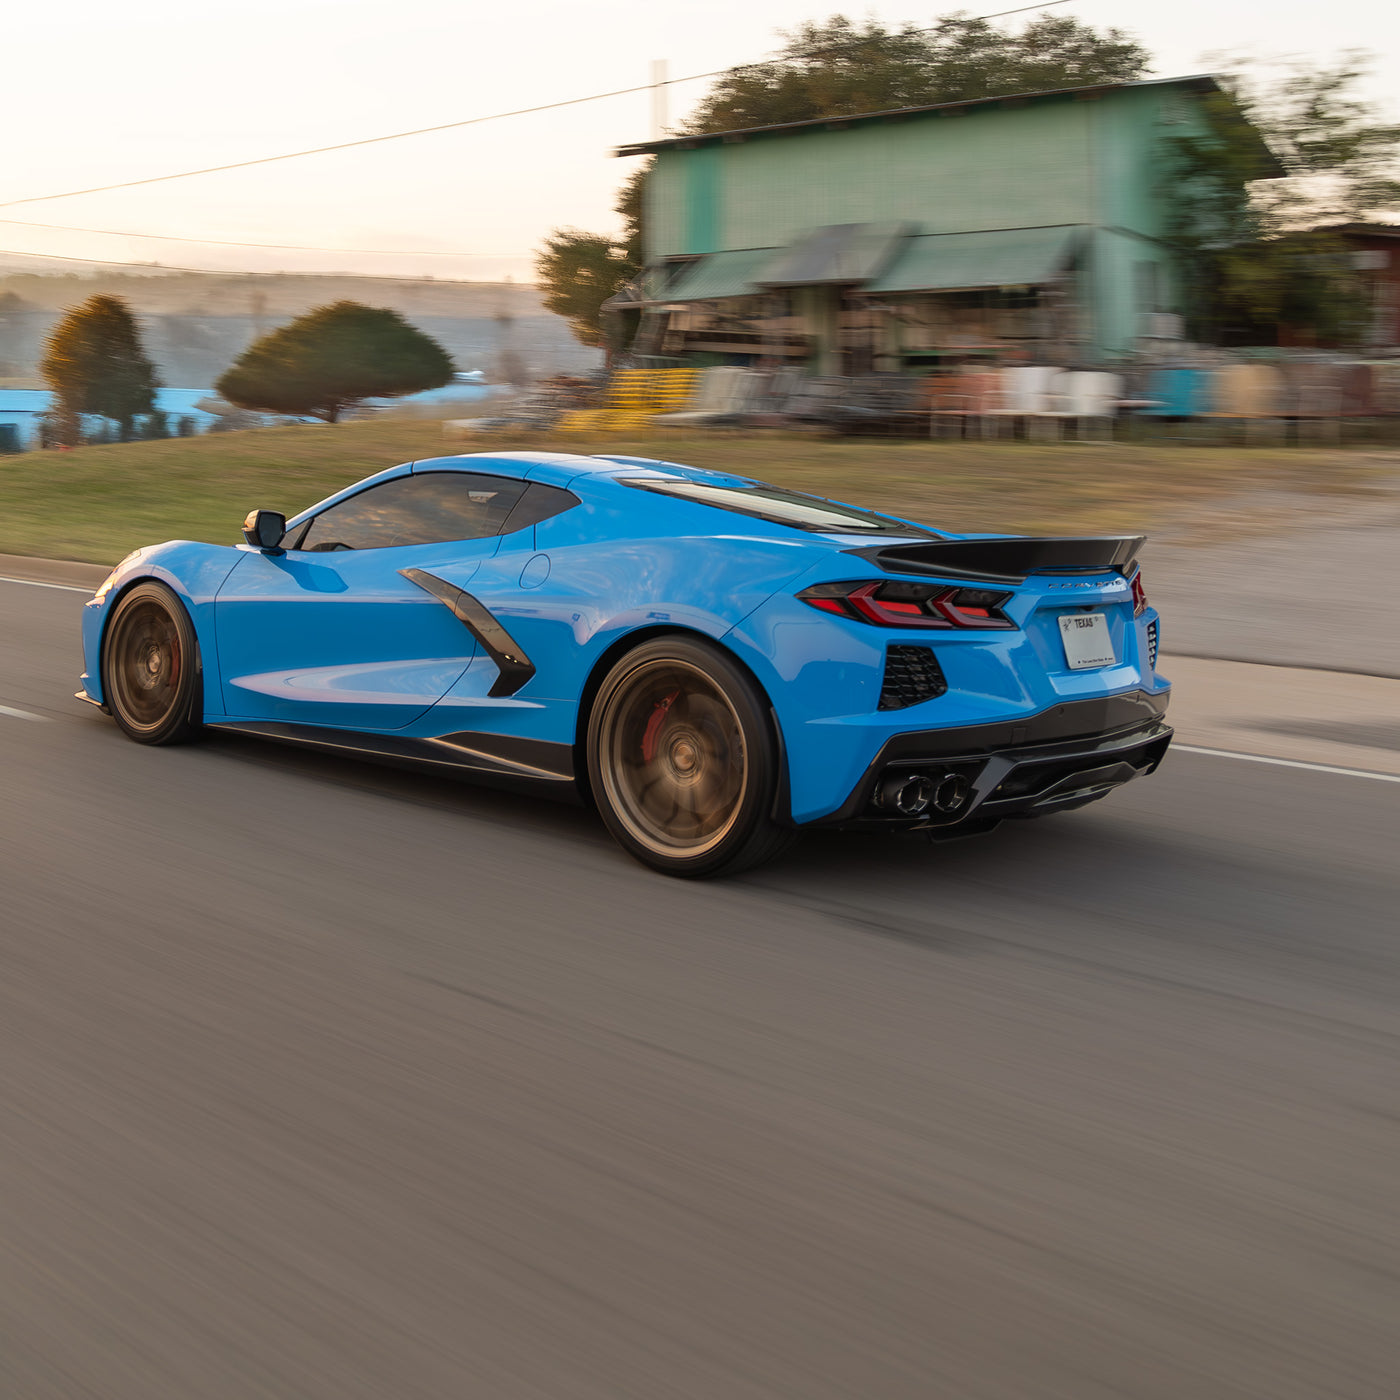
0, 216, 511, 258
0, 83, 675, 211
0, 0, 1071, 212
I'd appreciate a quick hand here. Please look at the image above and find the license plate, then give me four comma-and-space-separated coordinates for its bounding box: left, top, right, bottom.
1058, 612, 1115, 669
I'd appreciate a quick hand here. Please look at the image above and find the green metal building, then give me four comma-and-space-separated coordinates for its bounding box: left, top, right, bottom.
614, 76, 1264, 371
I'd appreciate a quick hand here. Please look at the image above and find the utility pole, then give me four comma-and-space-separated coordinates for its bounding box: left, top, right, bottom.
651, 59, 668, 140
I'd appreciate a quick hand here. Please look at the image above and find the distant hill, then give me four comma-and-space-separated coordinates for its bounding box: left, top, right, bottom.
0, 269, 601, 386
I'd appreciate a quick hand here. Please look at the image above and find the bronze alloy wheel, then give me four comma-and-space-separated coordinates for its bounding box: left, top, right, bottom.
587, 637, 794, 877
102, 582, 202, 744
599, 657, 748, 858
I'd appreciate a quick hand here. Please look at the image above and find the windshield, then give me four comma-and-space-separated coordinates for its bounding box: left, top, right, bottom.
622, 478, 934, 537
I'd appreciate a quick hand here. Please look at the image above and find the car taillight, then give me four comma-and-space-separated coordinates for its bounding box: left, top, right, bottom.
1130, 569, 1148, 617
797, 580, 1016, 629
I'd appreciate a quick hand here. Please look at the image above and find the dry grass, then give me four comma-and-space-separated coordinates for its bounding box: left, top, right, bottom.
1, 418, 1393, 565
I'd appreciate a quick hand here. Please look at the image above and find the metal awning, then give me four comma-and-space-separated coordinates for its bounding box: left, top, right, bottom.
655, 248, 780, 302
753, 222, 910, 287
865, 226, 1084, 294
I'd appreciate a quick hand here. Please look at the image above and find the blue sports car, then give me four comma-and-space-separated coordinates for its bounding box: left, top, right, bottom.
79, 451, 1171, 876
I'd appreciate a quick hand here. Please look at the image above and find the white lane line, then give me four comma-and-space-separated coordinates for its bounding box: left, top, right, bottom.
0, 575, 95, 593
0, 704, 50, 722
1174, 744, 1400, 784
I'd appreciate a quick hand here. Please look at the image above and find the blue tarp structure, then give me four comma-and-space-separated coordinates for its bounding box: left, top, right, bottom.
0, 386, 222, 449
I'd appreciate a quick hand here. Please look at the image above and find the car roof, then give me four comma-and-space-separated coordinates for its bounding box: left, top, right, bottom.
408, 451, 752, 490
287, 452, 937, 542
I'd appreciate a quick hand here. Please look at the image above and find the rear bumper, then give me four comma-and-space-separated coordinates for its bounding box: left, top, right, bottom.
810, 689, 1171, 830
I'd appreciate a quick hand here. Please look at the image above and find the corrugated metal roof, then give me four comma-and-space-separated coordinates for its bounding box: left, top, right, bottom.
753, 222, 910, 287
658, 248, 781, 302
864, 226, 1084, 294
616, 75, 1225, 157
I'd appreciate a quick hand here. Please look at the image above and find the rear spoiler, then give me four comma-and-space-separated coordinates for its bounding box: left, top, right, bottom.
847, 535, 1145, 584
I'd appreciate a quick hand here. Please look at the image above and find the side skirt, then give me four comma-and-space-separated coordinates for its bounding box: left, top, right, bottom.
206, 720, 579, 799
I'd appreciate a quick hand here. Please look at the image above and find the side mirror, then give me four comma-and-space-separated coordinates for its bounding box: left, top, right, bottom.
242, 509, 286, 553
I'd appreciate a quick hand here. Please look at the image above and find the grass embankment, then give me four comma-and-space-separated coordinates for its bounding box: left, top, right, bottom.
0, 419, 1389, 565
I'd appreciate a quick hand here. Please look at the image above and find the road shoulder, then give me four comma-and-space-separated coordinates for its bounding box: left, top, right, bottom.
1161, 654, 1400, 777
0, 553, 111, 588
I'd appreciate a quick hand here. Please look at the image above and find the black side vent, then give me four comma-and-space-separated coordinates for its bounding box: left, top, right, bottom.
1146, 619, 1159, 670
879, 646, 948, 711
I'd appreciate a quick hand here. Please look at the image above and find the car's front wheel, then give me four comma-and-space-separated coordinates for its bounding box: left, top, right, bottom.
587, 636, 794, 877
102, 581, 203, 745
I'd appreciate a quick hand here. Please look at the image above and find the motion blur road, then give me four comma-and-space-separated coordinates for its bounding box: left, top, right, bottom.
3, 577, 1398, 1400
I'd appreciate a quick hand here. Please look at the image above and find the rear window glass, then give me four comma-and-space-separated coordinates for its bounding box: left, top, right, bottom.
621, 478, 933, 536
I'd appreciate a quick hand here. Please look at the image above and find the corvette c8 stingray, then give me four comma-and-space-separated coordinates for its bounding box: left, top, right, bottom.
79, 451, 1172, 876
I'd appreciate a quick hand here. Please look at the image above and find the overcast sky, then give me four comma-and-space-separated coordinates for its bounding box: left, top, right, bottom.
2, 0, 1395, 283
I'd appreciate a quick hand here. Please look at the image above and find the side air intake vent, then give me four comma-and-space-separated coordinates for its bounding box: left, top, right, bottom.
1146, 619, 1159, 670
879, 646, 948, 710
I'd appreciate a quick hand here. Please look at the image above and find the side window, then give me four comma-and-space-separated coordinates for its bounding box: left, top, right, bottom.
499, 482, 581, 534
296, 472, 528, 551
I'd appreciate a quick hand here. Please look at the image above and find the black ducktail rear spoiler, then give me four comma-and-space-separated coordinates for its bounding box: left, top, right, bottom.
846, 535, 1145, 584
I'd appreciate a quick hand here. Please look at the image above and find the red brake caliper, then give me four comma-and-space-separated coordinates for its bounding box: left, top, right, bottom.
641, 690, 680, 763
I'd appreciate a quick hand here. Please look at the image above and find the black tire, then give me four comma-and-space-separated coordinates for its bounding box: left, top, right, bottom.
586, 636, 795, 878
102, 581, 203, 745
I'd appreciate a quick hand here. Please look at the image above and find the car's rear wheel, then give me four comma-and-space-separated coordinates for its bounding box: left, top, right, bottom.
587, 636, 794, 877
102, 581, 203, 745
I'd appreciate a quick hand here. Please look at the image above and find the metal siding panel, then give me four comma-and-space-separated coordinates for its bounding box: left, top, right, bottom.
684, 146, 722, 254
709, 101, 1097, 250
1093, 228, 1162, 361
645, 153, 686, 260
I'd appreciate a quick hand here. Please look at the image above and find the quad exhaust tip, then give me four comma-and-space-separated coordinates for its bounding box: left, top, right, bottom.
880, 774, 934, 815
876, 771, 971, 817
932, 773, 971, 813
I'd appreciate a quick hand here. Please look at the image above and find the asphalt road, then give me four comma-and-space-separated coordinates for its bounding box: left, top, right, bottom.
2, 578, 1398, 1400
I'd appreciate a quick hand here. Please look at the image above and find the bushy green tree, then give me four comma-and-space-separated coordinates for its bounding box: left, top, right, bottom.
39, 294, 159, 444
216, 302, 453, 423
614, 164, 648, 269
533, 230, 636, 349
1166, 55, 1400, 343
682, 13, 1148, 134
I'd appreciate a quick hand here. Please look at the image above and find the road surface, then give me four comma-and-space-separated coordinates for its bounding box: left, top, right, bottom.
2, 578, 1397, 1399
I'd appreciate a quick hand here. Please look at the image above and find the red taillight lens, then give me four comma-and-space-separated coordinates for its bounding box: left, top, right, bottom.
797, 581, 1016, 629
1130, 569, 1148, 617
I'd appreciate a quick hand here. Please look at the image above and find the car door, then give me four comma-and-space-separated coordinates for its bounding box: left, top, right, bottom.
215, 470, 528, 730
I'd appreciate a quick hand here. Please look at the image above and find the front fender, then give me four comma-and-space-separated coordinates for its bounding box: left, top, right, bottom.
80, 541, 245, 715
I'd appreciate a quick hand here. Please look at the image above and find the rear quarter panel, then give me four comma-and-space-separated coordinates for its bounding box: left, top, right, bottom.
427, 493, 826, 746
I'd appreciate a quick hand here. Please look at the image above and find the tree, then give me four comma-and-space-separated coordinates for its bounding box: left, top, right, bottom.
538, 12, 1149, 347
216, 302, 453, 423
681, 13, 1149, 133
615, 164, 647, 268
1165, 55, 1400, 343
40, 294, 159, 445
533, 230, 636, 349
1247, 54, 1400, 231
